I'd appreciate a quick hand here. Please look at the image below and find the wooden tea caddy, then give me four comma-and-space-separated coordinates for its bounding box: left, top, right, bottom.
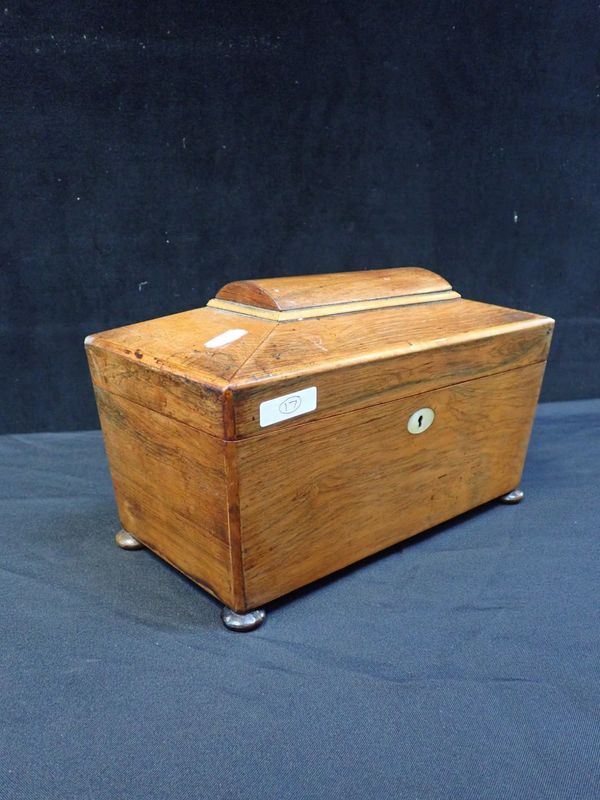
85, 267, 554, 631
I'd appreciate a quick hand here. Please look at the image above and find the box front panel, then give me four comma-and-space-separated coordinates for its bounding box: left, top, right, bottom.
94, 386, 235, 606
237, 362, 546, 608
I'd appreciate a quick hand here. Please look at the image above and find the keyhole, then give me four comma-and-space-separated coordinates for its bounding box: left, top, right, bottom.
407, 407, 435, 434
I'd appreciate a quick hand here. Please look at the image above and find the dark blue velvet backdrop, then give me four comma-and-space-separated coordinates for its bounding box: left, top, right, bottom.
2, 1, 600, 433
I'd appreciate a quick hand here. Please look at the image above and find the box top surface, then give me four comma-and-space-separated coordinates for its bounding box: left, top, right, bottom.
214, 267, 453, 314
86, 267, 554, 398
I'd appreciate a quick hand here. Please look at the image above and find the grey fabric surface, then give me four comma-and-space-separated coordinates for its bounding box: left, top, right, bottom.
1, 400, 599, 800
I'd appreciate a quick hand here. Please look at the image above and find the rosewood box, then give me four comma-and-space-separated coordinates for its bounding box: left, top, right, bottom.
85, 267, 554, 630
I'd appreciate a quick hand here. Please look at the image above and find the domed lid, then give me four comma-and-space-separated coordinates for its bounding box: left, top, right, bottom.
209, 267, 459, 320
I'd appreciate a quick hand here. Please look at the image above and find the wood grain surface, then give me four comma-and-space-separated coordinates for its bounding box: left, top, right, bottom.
236, 362, 547, 608
228, 300, 553, 439
86, 307, 274, 437
86, 267, 554, 612
216, 266, 452, 310
93, 385, 237, 606
207, 289, 461, 321
86, 294, 552, 442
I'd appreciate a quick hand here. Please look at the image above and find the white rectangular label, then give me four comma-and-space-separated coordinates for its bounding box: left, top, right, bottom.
204, 328, 247, 348
259, 387, 317, 428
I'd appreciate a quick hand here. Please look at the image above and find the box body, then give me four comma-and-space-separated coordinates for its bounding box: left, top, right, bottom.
86, 268, 553, 612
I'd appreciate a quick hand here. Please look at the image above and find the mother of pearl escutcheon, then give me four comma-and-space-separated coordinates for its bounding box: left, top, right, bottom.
259, 387, 318, 428
407, 407, 435, 434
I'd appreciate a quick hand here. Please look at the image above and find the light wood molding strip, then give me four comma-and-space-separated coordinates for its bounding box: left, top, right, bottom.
207, 290, 461, 321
